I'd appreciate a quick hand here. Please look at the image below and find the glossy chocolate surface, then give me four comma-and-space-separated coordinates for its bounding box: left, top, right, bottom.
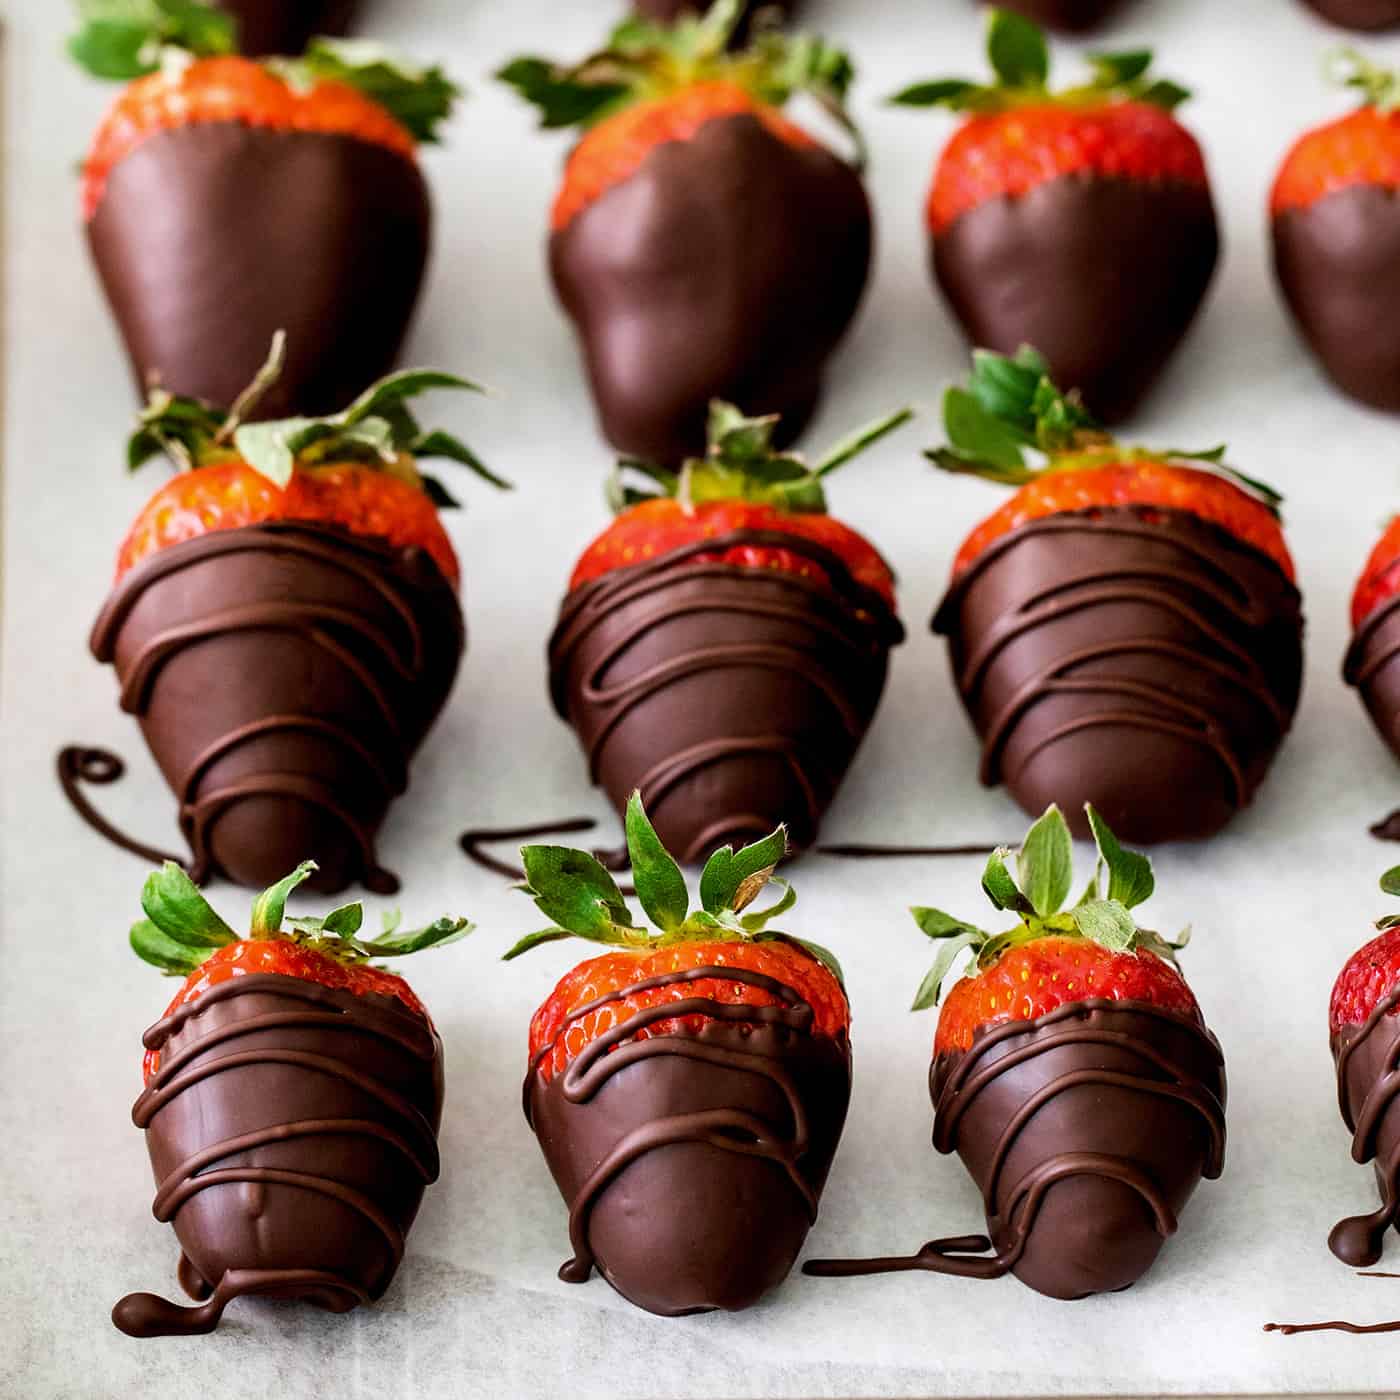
933, 174, 1219, 424
932, 506, 1303, 844
1299, 0, 1400, 29
550, 114, 870, 464
1274, 185, 1400, 412
1345, 594, 1400, 761
979, 0, 1124, 29
89, 123, 429, 419
222, 0, 358, 54
549, 530, 902, 863
89, 523, 463, 894
112, 973, 443, 1337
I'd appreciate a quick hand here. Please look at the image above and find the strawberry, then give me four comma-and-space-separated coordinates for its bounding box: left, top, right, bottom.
806, 804, 1225, 1300
1351, 516, 1400, 630
1272, 52, 1400, 410
509, 793, 851, 1315
550, 401, 909, 862
113, 859, 469, 1337
70, 3, 457, 418
978, 0, 1124, 30
929, 347, 1302, 845
894, 9, 1217, 423
499, 0, 871, 463
74, 340, 506, 893
1346, 518, 1400, 798
1301, 0, 1400, 30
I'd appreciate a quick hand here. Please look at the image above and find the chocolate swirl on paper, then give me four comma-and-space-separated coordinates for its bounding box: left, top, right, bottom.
806, 1001, 1226, 1299
82, 522, 463, 894
525, 965, 850, 1316
933, 505, 1303, 844
112, 973, 443, 1338
549, 529, 902, 864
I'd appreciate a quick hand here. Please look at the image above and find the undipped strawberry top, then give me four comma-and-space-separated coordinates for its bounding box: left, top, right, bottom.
930, 348, 1304, 846
549, 399, 910, 863
64, 336, 508, 895
111, 859, 470, 1337
895, 8, 1218, 423
500, 0, 871, 464
70, 0, 458, 418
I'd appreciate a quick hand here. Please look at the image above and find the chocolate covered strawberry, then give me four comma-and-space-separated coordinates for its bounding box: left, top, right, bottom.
70, 2, 457, 418
69, 337, 507, 894
499, 0, 870, 463
929, 348, 1303, 845
111, 859, 470, 1338
1302, 0, 1400, 30
895, 8, 1217, 423
222, 0, 357, 54
807, 804, 1225, 1299
550, 400, 909, 863
1346, 517, 1400, 835
977, 0, 1123, 30
1272, 51, 1400, 410
510, 793, 850, 1315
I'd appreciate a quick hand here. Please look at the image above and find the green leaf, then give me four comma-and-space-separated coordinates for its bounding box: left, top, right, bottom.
249, 861, 317, 936
366, 915, 473, 956
887, 78, 983, 107
911, 906, 988, 943
496, 56, 627, 129
68, 0, 234, 79
1085, 805, 1154, 909
1017, 805, 1073, 918
942, 387, 1028, 474
339, 368, 482, 427
981, 848, 1034, 917
814, 407, 914, 477
1087, 49, 1152, 87
739, 878, 796, 932
130, 918, 210, 975
624, 792, 690, 932
140, 861, 237, 948
520, 845, 632, 939
323, 902, 365, 937
699, 826, 788, 913
1072, 899, 1137, 950
911, 929, 984, 1010
411, 431, 513, 491
1382, 865, 1400, 898
232, 417, 314, 487
1137, 77, 1190, 111
986, 7, 1048, 89
294, 39, 460, 143
502, 927, 576, 961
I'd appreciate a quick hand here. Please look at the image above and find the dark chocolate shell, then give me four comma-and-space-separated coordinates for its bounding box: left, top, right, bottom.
932, 505, 1303, 845
932, 174, 1219, 424
978, 0, 1124, 30
550, 113, 871, 464
112, 973, 443, 1337
548, 531, 902, 863
90, 522, 463, 894
525, 968, 850, 1315
1345, 595, 1400, 761
221, 0, 358, 54
1299, 0, 1400, 29
1274, 186, 1400, 413
88, 123, 429, 419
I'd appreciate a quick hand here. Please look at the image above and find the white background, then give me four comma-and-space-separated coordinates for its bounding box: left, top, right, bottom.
5, 0, 1400, 1394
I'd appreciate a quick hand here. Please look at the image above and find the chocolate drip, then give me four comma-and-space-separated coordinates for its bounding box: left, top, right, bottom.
88, 123, 429, 419
549, 529, 901, 863
550, 113, 870, 463
817, 841, 1003, 859
56, 745, 191, 869
805, 1001, 1226, 1300
87, 522, 462, 893
978, 0, 1125, 29
113, 973, 443, 1337
1299, 0, 1400, 30
932, 505, 1303, 844
459, 818, 631, 891
525, 966, 850, 1315
221, 0, 358, 54
1373, 812, 1400, 842
933, 175, 1217, 424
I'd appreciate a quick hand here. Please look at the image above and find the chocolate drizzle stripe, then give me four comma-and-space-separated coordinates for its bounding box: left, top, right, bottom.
1345, 592, 1400, 687
55, 746, 189, 869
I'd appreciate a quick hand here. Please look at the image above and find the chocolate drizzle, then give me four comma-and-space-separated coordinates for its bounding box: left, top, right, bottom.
459, 818, 632, 891
932, 505, 1303, 843
549, 530, 901, 862
525, 965, 850, 1315
805, 1001, 1226, 1300
85, 522, 462, 893
56, 745, 190, 869
113, 973, 443, 1337
1346, 596, 1400, 806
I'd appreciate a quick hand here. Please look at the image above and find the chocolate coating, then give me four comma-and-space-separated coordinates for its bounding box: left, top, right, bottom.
221, 0, 358, 54
90, 523, 463, 894
933, 174, 1219, 425
1274, 186, 1400, 413
1345, 594, 1400, 761
88, 123, 429, 419
1300, 0, 1400, 29
525, 967, 851, 1315
932, 506, 1303, 845
549, 530, 902, 863
978, 0, 1123, 29
113, 973, 443, 1337
550, 114, 871, 464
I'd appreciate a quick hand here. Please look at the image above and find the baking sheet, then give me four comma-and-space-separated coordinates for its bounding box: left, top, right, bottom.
5, 0, 1400, 1394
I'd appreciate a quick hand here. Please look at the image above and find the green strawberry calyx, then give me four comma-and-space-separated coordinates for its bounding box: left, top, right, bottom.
1328, 48, 1400, 114
890, 6, 1191, 116
607, 398, 913, 518
503, 790, 844, 985
131, 859, 472, 977
127, 331, 512, 505
929, 346, 1283, 516
496, 0, 864, 165
908, 804, 1189, 1012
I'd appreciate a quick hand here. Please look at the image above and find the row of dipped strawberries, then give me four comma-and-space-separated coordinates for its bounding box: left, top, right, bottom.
107, 796, 1400, 1337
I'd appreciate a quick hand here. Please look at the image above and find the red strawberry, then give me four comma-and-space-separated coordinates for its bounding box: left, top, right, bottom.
806, 804, 1225, 1301
977, 0, 1124, 30
894, 9, 1217, 423
113, 860, 469, 1338
70, 5, 457, 418
550, 401, 909, 861
1301, 0, 1400, 30
499, 0, 870, 463
929, 348, 1302, 845
1272, 53, 1400, 410
510, 794, 851, 1315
